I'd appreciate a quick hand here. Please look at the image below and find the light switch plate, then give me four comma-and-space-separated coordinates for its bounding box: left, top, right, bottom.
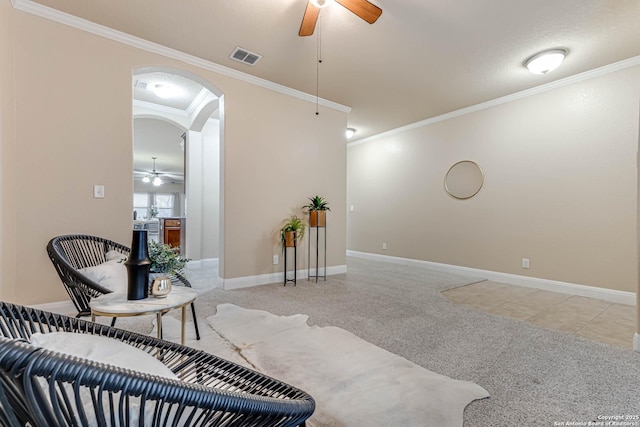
93, 185, 105, 199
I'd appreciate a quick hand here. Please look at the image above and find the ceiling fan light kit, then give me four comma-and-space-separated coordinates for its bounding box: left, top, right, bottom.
142, 157, 164, 186
525, 48, 568, 75
299, 0, 382, 36
310, 0, 334, 8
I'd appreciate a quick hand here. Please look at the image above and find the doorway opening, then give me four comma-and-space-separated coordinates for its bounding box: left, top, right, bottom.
132, 66, 224, 282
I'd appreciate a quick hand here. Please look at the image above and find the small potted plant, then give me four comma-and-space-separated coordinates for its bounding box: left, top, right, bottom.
148, 241, 189, 297
303, 195, 330, 227
280, 215, 306, 248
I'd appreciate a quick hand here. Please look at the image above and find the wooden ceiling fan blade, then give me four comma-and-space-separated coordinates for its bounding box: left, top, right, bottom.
335, 0, 382, 24
299, 2, 321, 36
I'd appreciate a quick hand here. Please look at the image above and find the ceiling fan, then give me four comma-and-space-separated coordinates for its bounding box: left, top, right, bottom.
299, 0, 382, 36
135, 157, 183, 186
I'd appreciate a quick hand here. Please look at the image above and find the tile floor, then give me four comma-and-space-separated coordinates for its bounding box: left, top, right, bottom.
442, 281, 637, 350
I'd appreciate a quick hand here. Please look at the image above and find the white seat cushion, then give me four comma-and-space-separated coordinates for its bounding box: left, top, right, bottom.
30, 332, 177, 426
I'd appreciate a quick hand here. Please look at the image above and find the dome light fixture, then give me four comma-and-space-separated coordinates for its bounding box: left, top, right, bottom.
525, 49, 568, 75
310, 0, 335, 8
142, 175, 151, 183
153, 83, 182, 99
346, 128, 356, 139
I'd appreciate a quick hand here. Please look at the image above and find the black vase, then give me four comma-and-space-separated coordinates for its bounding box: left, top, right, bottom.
125, 230, 152, 300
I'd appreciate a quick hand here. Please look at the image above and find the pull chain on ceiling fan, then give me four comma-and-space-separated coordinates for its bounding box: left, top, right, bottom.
299, 0, 382, 36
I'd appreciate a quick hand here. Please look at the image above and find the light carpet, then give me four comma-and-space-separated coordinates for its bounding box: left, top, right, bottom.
156, 304, 488, 427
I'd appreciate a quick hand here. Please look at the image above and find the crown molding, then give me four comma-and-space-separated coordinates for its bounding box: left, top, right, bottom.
186, 88, 214, 118
10, 0, 351, 114
133, 99, 189, 118
349, 55, 640, 148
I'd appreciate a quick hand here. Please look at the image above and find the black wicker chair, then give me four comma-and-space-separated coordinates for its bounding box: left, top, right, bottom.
46, 234, 200, 340
0, 301, 314, 427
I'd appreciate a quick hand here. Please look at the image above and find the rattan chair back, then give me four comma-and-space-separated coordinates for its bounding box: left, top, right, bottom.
0, 301, 314, 427
46, 234, 201, 339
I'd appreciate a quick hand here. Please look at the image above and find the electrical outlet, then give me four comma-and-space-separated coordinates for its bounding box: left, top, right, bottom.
382, 242, 387, 250
522, 258, 530, 269
273, 255, 279, 265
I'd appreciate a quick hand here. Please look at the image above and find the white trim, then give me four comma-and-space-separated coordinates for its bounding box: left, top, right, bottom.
222, 265, 348, 290
634, 333, 640, 353
348, 55, 640, 148
29, 300, 76, 315
186, 258, 219, 269
347, 251, 637, 306
10, 0, 351, 114
133, 99, 188, 117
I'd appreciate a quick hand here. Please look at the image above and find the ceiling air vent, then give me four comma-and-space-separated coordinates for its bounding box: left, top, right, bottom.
134, 80, 148, 90
230, 47, 262, 66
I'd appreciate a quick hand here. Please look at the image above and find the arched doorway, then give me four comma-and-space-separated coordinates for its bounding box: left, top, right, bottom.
132, 66, 224, 282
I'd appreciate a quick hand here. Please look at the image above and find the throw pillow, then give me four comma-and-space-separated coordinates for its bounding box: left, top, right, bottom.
78, 259, 127, 293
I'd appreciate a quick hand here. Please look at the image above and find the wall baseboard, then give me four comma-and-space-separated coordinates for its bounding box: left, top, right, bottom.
186, 258, 219, 269
347, 251, 637, 306
222, 265, 348, 290
30, 300, 77, 315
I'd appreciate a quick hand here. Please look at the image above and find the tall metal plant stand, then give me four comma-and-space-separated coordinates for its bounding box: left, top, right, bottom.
308, 217, 327, 283
283, 243, 297, 286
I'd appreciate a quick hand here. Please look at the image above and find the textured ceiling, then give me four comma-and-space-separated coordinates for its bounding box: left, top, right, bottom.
28, 0, 640, 141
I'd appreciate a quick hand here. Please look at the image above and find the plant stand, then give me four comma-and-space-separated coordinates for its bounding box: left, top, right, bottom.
283, 244, 297, 286
308, 219, 326, 283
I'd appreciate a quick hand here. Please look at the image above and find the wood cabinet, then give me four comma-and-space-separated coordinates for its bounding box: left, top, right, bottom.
161, 218, 185, 253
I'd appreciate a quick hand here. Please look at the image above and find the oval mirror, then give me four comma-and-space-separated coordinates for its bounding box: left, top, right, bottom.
444, 160, 484, 199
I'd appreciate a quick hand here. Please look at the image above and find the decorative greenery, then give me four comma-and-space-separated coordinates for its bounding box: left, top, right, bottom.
303, 195, 331, 211
149, 205, 159, 218
280, 215, 306, 246
148, 241, 189, 274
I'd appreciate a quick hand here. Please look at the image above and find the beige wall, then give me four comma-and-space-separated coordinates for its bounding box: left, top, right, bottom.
348, 66, 640, 293
222, 87, 347, 278
0, 0, 17, 301
1, 7, 347, 305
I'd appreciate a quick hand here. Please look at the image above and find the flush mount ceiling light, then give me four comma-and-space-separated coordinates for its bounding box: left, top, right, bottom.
153, 83, 182, 99
346, 128, 356, 139
525, 49, 568, 75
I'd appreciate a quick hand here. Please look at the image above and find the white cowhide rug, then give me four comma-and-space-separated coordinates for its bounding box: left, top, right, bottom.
157, 304, 489, 427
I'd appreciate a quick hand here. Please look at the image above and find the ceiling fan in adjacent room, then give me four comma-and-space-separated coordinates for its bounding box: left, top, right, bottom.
135, 157, 183, 186
299, 0, 382, 36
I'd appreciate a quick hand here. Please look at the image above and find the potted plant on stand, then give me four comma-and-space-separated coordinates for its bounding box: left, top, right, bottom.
280, 215, 306, 248
148, 241, 189, 297
303, 196, 330, 227
280, 215, 306, 285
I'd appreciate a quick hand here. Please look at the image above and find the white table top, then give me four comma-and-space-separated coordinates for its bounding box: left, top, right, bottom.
90, 287, 197, 316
